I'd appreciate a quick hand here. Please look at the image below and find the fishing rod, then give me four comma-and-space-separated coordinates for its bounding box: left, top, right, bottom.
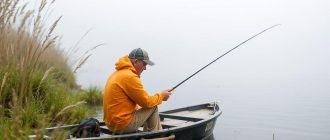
169, 24, 280, 92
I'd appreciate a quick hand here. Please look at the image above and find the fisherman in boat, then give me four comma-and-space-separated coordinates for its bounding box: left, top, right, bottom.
103, 48, 172, 134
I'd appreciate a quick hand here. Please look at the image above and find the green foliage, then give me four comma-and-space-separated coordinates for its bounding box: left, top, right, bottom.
79, 86, 103, 106
0, 0, 100, 139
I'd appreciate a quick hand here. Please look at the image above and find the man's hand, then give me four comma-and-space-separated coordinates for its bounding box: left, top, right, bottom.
160, 89, 172, 101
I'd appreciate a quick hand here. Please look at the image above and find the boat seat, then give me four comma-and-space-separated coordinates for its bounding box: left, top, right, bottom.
100, 126, 142, 135
161, 124, 176, 129
140, 134, 175, 140
159, 113, 203, 122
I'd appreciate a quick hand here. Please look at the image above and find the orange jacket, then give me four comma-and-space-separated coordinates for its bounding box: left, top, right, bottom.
103, 55, 164, 131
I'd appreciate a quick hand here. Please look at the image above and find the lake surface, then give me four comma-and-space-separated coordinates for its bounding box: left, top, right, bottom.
92, 50, 330, 140
96, 83, 330, 140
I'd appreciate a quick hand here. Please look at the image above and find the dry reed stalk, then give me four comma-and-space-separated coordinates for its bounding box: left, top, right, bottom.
0, 0, 17, 28
9, 89, 20, 132
0, 72, 9, 98
32, 0, 46, 38
41, 16, 61, 49
33, 114, 48, 140
61, 29, 91, 74
17, 10, 33, 34
6, 0, 19, 25
26, 1, 63, 77
81, 43, 105, 57
11, 1, 20, 24
71, 29, 92, 56
53, 101, 86, 121
73, 54, 91, 73
72, 43, 105, 73
36, 67, 54, 94
0, 0, 15, 28
7, 43, 15, 62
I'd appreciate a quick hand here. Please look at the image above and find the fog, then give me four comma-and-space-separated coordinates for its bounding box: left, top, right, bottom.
48, 0, 330, 139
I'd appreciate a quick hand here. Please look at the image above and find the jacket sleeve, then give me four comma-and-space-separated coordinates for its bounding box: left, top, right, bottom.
122, 75, 164, 108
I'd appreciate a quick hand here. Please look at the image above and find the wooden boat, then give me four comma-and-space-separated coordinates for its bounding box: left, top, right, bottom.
45, 102, 222, 140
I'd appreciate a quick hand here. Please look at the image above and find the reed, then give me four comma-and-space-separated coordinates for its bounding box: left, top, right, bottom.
79, 86, 103, 106
0, 0, 97, 139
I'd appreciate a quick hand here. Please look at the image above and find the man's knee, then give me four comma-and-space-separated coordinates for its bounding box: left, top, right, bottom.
153, 106, 158, 110
143, 106, 158, 112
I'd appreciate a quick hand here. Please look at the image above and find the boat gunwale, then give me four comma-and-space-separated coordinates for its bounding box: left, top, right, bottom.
84, 102, 222, 139
45, 102, 222, 139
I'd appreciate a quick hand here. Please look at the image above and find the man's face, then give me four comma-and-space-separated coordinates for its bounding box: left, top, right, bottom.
133, 59, 147, 76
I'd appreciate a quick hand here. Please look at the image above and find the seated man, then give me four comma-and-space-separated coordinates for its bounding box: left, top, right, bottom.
103, 48, 172, 133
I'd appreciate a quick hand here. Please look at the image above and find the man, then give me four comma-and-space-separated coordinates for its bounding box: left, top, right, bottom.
103, 48, 172, 133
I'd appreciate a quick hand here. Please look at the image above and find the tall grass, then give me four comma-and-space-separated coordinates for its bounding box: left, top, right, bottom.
0, 0, 99, 139
79, 86, 103, 106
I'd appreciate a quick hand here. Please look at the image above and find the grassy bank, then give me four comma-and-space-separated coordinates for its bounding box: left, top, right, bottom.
0, 0, 102, 139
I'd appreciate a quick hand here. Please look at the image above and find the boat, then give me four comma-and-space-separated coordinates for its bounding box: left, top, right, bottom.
45, 102, 222, 140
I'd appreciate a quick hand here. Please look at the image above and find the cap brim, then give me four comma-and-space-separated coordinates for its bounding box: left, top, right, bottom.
143, 60, 155, 66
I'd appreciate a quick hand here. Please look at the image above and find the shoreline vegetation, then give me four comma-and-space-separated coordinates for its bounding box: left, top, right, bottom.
0, 0, 102, 139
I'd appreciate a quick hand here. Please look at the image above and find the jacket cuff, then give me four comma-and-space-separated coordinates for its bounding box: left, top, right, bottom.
158, 93, 165, 101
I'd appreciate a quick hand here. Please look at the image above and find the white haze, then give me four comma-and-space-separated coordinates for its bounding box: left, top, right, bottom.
47, 0, 330, 139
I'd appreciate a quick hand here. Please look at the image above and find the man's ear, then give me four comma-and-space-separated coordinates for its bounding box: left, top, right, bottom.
132, 59, 139, 66
133, 59, 138, 64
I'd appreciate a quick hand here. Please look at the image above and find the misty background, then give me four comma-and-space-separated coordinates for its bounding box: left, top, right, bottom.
46, 0, 330, 139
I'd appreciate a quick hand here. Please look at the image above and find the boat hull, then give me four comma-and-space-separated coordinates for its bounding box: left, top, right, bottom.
45, 102, 222, 140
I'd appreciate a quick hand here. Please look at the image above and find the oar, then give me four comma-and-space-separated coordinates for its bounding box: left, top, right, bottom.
169, 24, 281, 92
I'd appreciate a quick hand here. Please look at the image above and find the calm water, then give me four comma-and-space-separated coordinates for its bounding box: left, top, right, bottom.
96, 93, 330, 140
96, 80, 330, 140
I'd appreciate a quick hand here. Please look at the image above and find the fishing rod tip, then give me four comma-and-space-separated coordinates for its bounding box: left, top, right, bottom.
274, 24, 282, 27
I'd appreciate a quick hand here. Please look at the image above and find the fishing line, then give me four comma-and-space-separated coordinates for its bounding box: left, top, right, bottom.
169, 24, 281, 92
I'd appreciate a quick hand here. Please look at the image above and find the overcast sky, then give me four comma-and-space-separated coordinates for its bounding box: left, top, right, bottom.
43, 0, 330, 105
32, 0, 330, 139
